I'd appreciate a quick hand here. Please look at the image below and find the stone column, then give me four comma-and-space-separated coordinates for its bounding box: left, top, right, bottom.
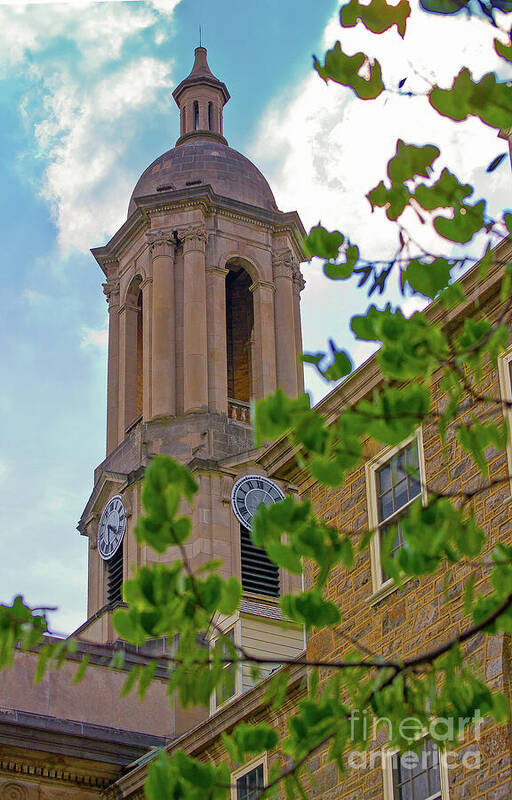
103, 271, 120, 455
273, 250, 299, 398
206, 265, 228, 413
148, 232, 176, 419
118, 294, 139, 441
250, 280, 277, 400
140, 276, 153, 421
292, 266, 306, 395
181, 225, 208, 413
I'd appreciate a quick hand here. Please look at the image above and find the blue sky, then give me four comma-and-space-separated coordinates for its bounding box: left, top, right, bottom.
1, 0, 510, 634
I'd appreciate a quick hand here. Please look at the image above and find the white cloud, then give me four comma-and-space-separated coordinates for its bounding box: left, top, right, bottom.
251, 7, 511, 401
1, 1, 180, 252
81, 324, 108, 349
34, 55, 173, 251
250, 6, 510, 264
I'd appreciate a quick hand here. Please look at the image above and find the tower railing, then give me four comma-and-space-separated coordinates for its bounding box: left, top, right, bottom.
227, 398, 250, 423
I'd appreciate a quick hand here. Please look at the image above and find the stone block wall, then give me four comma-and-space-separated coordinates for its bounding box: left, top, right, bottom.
300, 289, 512, 800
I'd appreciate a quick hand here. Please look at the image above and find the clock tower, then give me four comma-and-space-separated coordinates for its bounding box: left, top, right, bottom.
76, 48, 306, 714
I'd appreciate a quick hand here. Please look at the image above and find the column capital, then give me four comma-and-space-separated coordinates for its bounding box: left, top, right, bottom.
147, 229, 176, 259
292, 270, 306, 295
272, 248, 296, 280
179, 225, 207, 254
102, 279, 120, 305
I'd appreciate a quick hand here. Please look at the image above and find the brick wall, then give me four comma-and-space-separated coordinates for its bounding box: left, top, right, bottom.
301, 290, 512, 800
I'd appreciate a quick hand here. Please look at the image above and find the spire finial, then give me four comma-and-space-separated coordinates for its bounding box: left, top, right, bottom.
199, 25, 202, 48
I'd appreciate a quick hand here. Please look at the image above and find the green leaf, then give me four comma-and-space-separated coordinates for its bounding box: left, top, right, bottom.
34, 643, 51, 685
323, 244, 359, 279
404, 257, 451, 299
434, 200, 486, 243
315, 41, 384, 100
304, 224, 344, 260
340, 0, 411, 37
430, 69, 512, 129
218, 576, 242, 615
281, 589, 341, 631
495, 37, 512, 63
254, 389, 311, 446
138, 660, 157, 700
73, 653, 90, 684
303, 340, 352, 382
367, 180, 410, 220
387, 140, 439, 185
414, 168, 473, 211
420, 0, 468, 12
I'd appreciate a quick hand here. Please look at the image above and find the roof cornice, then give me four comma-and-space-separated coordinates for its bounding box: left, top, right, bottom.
91, 184, 307, 274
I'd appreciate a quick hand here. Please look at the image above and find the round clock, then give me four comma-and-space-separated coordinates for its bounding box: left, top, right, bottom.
231, 475, 285, 529
97, 495, 127, 560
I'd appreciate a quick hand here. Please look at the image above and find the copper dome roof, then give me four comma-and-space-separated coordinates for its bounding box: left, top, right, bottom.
127, 138, 277, 217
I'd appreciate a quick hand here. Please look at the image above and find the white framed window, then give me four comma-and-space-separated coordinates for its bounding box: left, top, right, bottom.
366, 430, 426, 597
498, 345, 512, 494
231, 755, 267, 800
209, 619, 242, 715
382, 738, 449, 800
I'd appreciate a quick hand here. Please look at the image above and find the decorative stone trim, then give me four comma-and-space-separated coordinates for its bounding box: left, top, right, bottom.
292, 271, 306, 294
0, 759, 111, 790
178, 225, 207, 253
102, 280, 120, 305
249, 279, 275, 295
146, 230, 176, 259
272, 248, 295, 280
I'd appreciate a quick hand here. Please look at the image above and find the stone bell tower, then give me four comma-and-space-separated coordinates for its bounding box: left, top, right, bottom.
77, 49, 306, 664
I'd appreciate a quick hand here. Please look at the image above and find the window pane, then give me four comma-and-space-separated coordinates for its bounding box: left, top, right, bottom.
379, 490, 394, 521
412, 770, 429, 799
237, 764, 264, 800
376, 439, 421, 576
378, 463, 392, 493
394, 478, 409, 509
392, 740, 442, 800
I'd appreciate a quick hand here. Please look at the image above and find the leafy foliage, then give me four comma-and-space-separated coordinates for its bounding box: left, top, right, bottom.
6, 3, 512, 800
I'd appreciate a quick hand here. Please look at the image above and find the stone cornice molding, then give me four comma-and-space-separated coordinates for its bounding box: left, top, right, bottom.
249, 279, 275, 295
206, 265, 229, 277
0, 757, 111, 790
178, 224, 207, 254
91, 187, 306, 275
146, 230, 176, 259
272, 248, 295, 281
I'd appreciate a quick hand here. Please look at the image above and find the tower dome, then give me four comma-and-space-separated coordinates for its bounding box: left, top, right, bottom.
127, 47, 277, 217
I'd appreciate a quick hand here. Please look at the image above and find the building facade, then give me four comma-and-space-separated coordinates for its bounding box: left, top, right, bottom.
1, 47, 511, 800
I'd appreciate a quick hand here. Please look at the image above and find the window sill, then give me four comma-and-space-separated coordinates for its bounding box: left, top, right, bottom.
366, 575, 414, 607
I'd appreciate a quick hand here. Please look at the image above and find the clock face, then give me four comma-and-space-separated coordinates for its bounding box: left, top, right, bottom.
231, 475, 285, 529
97, 495, 126, 560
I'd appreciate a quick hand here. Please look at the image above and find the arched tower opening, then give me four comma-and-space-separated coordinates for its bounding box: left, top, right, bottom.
136, 289, 143, 419
225, 264, 254, 412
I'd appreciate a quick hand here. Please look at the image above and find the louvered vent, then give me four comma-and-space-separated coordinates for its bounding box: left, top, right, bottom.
107, 544, 124, 605
240, 526, 279, 597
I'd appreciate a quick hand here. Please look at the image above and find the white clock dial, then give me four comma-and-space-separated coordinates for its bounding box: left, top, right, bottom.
97, 495, 126, 560
231, 475, 285, 529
